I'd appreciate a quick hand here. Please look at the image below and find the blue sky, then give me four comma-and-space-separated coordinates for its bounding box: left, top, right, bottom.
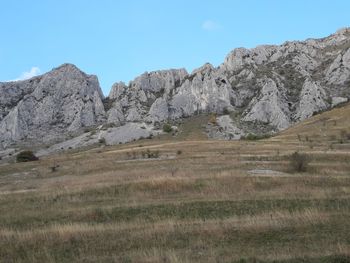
1, 0, 350, 95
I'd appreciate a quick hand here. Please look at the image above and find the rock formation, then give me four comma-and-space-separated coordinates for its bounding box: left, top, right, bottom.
0, 64, 105, 149
105, 27, 350, 138
1, 28, 350, 153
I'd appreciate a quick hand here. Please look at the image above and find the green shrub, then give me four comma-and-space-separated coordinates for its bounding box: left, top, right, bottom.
142, 149, 159, 159
208, 113, 217, 125
289, 151, 310, 173
222, 107, 230, 115
16, 151, 38, 162
163, 123, 173, 133
242, 133, 271, 140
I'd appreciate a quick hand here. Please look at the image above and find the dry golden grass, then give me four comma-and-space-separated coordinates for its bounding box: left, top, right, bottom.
1, 107, 350, 262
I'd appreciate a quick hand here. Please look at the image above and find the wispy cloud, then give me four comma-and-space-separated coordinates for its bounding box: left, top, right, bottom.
202, 20, 221, 31
10, 67, 41, 82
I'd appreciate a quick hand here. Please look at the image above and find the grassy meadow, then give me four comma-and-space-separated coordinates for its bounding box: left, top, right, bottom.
1, 105, 350, 262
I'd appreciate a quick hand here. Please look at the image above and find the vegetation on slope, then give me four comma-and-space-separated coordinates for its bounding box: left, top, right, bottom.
1, 105, 350, 262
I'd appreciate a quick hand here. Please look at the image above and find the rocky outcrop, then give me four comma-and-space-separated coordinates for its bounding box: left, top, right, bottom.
1, 28, 350, 153
295, 79, 328, 121
106, 27, 350, 136
106, 69, 188, 125
36, 122, 159, 156
326, 48, 350, 85
0, 64, 106, 148
207, 115, 244, 140
169, 63, 232, 118
243, 79, 290, 130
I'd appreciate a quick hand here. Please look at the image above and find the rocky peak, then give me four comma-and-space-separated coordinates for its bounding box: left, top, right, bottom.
0, 64, 105, 148
131, 69, 188, 94
191, 63, 214, 76
109, 82, 127, 100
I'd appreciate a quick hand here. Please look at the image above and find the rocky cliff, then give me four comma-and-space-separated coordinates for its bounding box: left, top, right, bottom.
1, 28, 350, 152
0, 64, 105, 149
104, 28, 350, 139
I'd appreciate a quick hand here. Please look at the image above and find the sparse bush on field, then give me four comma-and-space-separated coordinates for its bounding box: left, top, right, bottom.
177, 150, 182, 155
16, 151, 39, 163
208, 113, 217, 125
289, 151, 310, 173
98, 138, 106, 144
339, 129, 350, 142
163, 123, 173, 133
126, 151, 137, 159
142, 149, 159, 159
242, 133, 271, 140
127, 149, 160, 160
50, 163, 59, 172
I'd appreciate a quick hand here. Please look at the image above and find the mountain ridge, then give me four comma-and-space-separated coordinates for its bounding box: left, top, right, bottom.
1, 27, 350, 155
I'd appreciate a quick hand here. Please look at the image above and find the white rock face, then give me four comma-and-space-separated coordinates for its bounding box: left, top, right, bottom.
243, 79, 290, 130
106, 68, 188, 125
102, 123, 158, 145
295, 80, 328, 121
107, 102, 125, 125
0, 64, 106, 148
170, 64, 232, 118
207, 115, 244, 140
148, 97, 169, 122
36, 122, 159, 156
332, 96, 348, 107
223, 45, 276, 72
109, 82, 127, 100
326, 48, 350, 85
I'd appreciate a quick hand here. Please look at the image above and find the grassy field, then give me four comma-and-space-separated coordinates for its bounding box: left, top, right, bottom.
1, 106, 350, 262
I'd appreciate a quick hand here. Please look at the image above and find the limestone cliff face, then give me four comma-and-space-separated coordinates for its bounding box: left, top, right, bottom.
106, 69, 188, 124
0, 64, 105, 148
106, 27, 350, 135
1, 28, 350, 151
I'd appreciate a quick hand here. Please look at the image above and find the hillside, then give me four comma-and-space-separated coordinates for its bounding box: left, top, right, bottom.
0, 104, 350, 262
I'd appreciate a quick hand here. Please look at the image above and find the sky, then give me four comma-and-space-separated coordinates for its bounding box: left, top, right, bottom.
1, 0, 350, 95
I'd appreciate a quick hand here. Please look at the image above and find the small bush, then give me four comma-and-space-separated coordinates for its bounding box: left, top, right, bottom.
297, 134, 301, 141
208, 113, 217, 125
222, 107, 230, 115
243, 133, 271, 140
340, 130, 349, 142
16, 151, 38, 162
142, 149, 159, 159
98, 138, 106, 144
163, 123, 173, 133
177, 150, 182, 155
289, 151, 310, 173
